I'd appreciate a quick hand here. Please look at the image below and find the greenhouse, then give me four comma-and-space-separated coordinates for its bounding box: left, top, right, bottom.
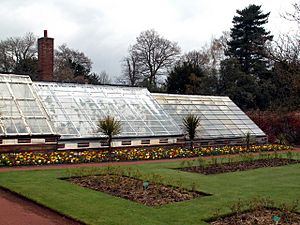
33, 82, 181, 138
153, 93, 266, 145
0, 74, 267, 151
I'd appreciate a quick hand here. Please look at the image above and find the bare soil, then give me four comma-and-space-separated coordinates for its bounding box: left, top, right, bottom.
210, 208, 300, 225
181, 158, 300, 175
67, 174, 208, 206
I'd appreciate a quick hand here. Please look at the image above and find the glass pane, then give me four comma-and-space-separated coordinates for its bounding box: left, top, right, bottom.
38, 121, 52, 133
0, 100, 20, 117
27, 119, 52, 134
0, 125, 4, 134
17, 100, 43, 117
0, 83, 11, 98
2, 118, 17, 134
2, 118, 28, 134
14, 119, 27, 133
27, 118, 41, 133
10, 83, 34, 99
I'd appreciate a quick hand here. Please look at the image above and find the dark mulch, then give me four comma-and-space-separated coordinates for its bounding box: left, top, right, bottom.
210, 208, 300, 225
67, 175, 207, 206
181, 158, 300, 175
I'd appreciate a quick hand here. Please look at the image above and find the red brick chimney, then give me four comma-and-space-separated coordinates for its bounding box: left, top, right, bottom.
38, 30, 54, 81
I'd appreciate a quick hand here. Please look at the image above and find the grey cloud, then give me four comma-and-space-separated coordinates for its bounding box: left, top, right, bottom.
0, 0, 297, 81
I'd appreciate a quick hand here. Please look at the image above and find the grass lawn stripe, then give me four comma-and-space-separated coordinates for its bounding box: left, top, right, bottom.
0, 154, 299, 225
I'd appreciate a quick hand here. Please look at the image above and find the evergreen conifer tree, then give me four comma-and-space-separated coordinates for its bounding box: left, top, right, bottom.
226, 4, 273, 79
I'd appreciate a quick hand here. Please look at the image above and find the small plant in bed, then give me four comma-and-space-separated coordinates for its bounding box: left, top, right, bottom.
66, 174, 210, 207
180, 156, 300, 175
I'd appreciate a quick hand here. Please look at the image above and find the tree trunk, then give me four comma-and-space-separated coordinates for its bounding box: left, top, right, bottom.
190, 139, 194, 150
108, 136, 112, 161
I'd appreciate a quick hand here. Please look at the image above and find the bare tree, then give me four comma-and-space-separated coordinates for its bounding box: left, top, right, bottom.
98, 70, 111, 84
208, 36, 227, 70
270, 34, 300, 64
54, 44, 92, 83
129, 29, 181, 89
87, 71, 111, 85
121, 50, 141, 86
271, 1, 300, 65
0, 43, 14, 72
282, 1, 300, 24
181, 50, 209, 69
0, 32, 38, 77
266, 32, 300, 111
180, 35, 227, 73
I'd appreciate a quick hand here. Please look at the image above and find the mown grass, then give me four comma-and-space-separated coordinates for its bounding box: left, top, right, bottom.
0, 153, 299, 225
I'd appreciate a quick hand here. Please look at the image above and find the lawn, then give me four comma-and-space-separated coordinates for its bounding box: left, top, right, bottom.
0, 154, 299, 225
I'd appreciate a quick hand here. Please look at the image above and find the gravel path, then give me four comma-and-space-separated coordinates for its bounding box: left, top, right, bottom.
0, 188, 83, 225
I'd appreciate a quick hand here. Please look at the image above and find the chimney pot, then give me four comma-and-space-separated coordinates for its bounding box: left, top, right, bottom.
44, 30, 48, 38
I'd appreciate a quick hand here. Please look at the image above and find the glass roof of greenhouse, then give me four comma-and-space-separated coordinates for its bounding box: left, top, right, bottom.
33, 82, 182, 138
0, 74, 56, 136
0, 74, 265, 140
152, 93, 266, 139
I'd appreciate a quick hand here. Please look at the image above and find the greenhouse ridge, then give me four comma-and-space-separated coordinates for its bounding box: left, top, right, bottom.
0, 73, 266, 151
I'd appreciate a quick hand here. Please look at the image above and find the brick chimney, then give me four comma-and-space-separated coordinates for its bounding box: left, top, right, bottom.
38, 30, 54, 81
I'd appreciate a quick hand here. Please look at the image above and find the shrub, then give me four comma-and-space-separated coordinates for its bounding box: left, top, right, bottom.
247, 111, 300, 145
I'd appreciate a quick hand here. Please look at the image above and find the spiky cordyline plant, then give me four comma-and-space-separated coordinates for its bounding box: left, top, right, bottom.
97, 116, 122, 161
183, 114, 200, 149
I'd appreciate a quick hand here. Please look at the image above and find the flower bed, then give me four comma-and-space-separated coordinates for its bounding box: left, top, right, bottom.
67, 174, 206, 206
181, 158, 300, 175
210, 208, 300, 225
0, 144, 292, 167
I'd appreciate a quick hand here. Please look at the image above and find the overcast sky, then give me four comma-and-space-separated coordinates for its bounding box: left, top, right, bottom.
0, 0, 298, 80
